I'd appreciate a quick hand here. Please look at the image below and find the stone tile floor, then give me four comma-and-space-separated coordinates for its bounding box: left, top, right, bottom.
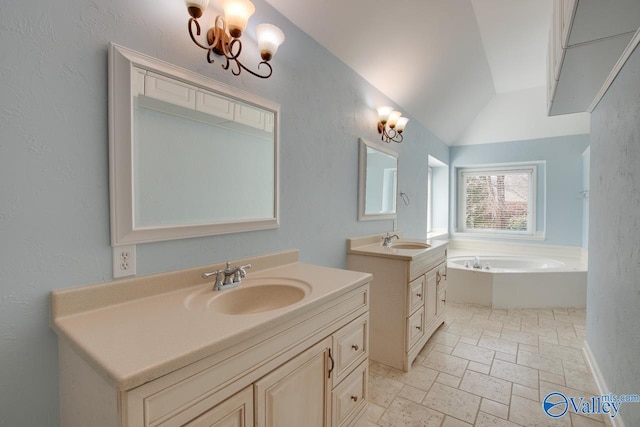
367, 303, 612, 427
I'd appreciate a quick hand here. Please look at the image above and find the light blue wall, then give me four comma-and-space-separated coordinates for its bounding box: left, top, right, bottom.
449, 135, 590, 246
0, 0, 448, 425
588, 45, 640, 426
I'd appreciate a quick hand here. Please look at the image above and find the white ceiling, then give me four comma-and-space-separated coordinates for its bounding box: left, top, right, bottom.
264, 0, 589, 144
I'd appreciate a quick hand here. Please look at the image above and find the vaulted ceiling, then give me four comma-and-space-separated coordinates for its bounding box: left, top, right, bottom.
264, 0, 590, 145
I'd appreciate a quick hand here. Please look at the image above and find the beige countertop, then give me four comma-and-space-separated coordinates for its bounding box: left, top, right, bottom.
347, 233, 448, 261
51, 251, 371, 391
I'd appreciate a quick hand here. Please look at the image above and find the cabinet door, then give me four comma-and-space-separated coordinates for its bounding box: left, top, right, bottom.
255, 337, 331, 427
184, 386, 253, 427
425, 268, 438, 326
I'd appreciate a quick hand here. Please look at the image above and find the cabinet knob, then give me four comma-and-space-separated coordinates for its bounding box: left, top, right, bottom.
351, 344, 359, 351
415, 326, 422, 331
351, 395, 359, 402
416, 293, 422, 298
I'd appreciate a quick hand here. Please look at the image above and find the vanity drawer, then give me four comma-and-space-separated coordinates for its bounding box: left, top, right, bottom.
407, 275, 425, 314
333, 314, 368, 384
332, 361, 368, 427
406, 307, 425, 351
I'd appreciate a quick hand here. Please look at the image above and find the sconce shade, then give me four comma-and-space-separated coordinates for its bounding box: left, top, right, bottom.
377, 106, 393, 124
185, 0, 210, 18
387, 111, 401, 128
395, 117, 409, 132
256, 23, 285, 61
222, 0, 256, 38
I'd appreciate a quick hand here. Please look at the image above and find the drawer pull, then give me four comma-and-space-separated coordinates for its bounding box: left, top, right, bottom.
351, 344, 359, 351
415, 326, 422, 331
441, 299, 446, 303
351, 395, 359, 402
416, 293, 422, 298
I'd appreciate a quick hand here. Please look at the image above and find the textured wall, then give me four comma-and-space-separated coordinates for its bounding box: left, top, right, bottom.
449, 135, 590, 246
0, 0, 448, 425
588, 46, 640, 426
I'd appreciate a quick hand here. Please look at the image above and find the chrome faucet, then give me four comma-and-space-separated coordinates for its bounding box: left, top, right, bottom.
202, 262, 252, 291
382, 232, 400, 247
473, 256, 482, 269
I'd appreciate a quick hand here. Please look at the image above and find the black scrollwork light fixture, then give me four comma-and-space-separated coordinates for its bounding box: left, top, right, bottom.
186, 0, 285, 79
376, 106, 409, 143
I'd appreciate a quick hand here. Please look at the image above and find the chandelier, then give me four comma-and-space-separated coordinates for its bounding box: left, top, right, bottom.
377, 106, 409, 143
186, 0, 285, 79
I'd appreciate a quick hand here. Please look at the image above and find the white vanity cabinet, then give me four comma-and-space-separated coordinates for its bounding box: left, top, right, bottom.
347, 238, 448, 371
52, 252, 371, 427
125, 310, 368, 427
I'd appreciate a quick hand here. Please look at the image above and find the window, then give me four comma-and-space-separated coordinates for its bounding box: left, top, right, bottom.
458, 166, 536, 235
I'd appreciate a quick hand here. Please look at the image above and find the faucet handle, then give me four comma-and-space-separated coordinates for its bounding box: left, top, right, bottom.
232, 263, 251, 283
202, 269, 222, 279
238, 264, 251, 278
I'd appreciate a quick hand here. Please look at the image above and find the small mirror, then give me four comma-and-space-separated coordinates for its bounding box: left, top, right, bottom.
358, 138, 398, 221
109, 44, 279, 245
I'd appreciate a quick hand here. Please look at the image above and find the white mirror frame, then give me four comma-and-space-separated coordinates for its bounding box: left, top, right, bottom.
108, 43, 279, 245
357, 137, 399, 221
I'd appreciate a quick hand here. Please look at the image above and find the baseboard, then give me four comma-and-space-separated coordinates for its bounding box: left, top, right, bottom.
583, 342, 626, 427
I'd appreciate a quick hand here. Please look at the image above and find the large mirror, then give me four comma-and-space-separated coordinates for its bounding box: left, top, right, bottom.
109, 44, 279, 245
358, 138, 398, 221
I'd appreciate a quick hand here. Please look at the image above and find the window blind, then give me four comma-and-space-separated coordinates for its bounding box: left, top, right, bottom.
463, 170, 532, 232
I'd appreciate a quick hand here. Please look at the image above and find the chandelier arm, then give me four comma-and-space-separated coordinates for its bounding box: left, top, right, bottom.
188, 18, 215, 51
221, 55, 232, 71
235, 60, 273, 79
207, 49, 216, 64
225, 38, 243, 60
223, 39, 272, 78
380, 126, 402, 143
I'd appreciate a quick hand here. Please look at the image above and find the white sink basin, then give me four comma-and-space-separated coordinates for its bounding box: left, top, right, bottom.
185, 278, 311, 314
390, 242, 430, 250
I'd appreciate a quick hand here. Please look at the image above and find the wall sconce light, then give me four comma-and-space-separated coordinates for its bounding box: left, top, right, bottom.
186, 0, 285, 79
377, 106, 409, 143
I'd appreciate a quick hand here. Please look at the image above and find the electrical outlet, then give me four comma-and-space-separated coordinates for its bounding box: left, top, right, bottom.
393, 219, 398, 231
113, 245, 136, 278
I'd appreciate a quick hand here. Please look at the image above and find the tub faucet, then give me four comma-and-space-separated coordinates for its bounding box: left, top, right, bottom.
382, 233, 400, 246
202, 262, 252, 291
473, 256, 482, 269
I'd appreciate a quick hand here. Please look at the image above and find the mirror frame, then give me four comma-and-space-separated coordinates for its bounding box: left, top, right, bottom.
108, 43, 279, 245
358, 137, 399, 221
